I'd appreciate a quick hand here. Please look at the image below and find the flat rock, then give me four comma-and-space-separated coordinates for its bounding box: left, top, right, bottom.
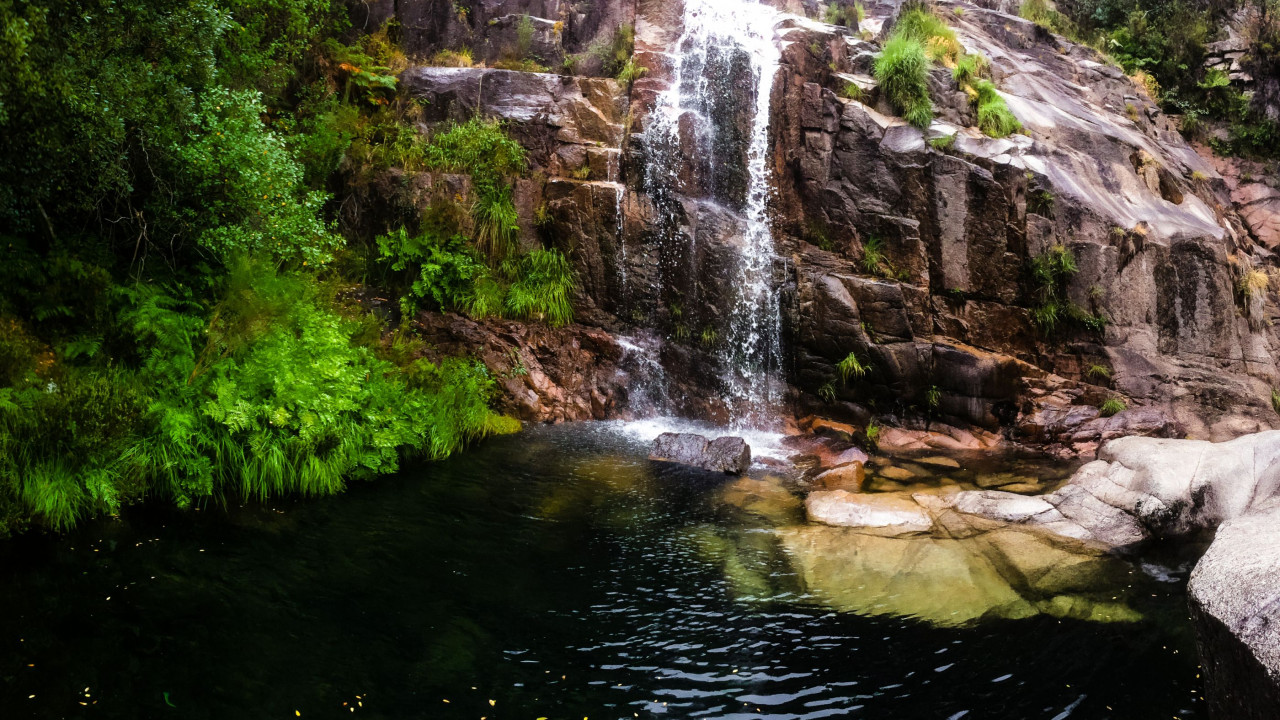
805, 491, 934, 534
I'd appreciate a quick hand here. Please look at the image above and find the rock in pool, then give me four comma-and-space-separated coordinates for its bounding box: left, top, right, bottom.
650, 432, 751, 475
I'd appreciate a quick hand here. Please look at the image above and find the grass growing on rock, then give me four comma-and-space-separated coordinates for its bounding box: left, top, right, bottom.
875, 35, 934, 128
973, 79, 1022, 137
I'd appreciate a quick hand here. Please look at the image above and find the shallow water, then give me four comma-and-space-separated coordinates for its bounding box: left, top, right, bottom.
0, 424, 1204, 718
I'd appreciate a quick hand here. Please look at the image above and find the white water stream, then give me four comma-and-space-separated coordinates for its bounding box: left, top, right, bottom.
639, 0, 785, 431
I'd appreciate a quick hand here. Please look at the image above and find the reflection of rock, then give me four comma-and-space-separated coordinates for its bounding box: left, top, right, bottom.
805, 491, 933, 535
650, 432, 751, 474
717, 476, 804, 526
687, 525, 802, 601
775, 525, 1140, 627
1189, 501, 1280, 719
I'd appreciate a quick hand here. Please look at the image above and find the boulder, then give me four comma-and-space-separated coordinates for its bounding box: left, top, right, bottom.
649, 432, 751, 475
1189, 501, 1280, 719
944, 431, 1280, 547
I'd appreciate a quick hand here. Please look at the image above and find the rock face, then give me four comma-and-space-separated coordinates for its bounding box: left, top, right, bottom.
1189, 501, 1280, 719
383, 0, 1280, 444
649, 432, 752, 474
770, 3, 1279, 442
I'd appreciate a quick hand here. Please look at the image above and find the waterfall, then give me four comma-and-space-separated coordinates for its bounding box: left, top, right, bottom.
641, 0, 784, 430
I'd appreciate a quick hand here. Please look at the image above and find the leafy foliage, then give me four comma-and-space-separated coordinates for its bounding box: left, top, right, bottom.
838, 352, 870, 383
0, 1, 533, 536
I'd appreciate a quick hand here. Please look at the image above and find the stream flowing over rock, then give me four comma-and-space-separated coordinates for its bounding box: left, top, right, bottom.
375, 0, 1280, 443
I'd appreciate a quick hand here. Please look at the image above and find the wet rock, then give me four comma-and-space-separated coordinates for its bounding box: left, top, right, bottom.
916, 455, 962, 470
407, 311, 624, 423
805, 490, 934, 534
813, 462, 866, 491
650, 433, 751, 475
1189, 501, 1280, 719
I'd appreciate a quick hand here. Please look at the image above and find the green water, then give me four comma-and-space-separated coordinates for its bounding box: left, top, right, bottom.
0, 423, 1204, 718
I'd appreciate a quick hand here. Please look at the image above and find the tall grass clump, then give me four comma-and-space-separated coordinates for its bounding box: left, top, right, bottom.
875, 35, 934, 128
973, 79, 1022, 137
893, 7, 963, 63
503, 249, 576, 327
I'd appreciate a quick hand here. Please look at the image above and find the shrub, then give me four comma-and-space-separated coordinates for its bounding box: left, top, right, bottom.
429, 48, 474, 67
122, 262, 516, 506
862, 235, 887, 274
893, 8, 963, 63
176, 87, 340, 266
875, 35, 934, 128
952, 53, 988, 85
423, 119, 528, 264
616, 57, 648, 87
1086, 364, 1112, 380
1019, 0, 1076, 37
472, 191, 522, 263
1240, 268, 1271, 300
1272, 388, 1280, 414
929, 134, 956, 150
825, 2, 864, 28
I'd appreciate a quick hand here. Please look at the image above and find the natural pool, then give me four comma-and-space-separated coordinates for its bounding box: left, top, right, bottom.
0, 423, 1204, 718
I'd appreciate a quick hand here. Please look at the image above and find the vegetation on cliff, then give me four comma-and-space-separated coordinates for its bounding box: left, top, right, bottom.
0, 0, 551, 535
1022, 0, 1280, 157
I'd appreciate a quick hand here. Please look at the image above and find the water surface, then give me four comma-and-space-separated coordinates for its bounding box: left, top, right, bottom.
0, 424, 1204, 718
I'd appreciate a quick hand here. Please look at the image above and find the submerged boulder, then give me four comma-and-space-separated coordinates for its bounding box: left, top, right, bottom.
650, 432, 751, 475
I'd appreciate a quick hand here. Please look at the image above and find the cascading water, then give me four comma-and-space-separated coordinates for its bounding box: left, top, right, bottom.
641, 0, 785, 430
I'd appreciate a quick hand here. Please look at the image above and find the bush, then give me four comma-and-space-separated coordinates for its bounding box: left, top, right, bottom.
838, 351, 869, 382
176, 87, 341, 266
825, 2, 865, 28
875, 35, 934, 128
123, 262, 515, 505
424, 119, 528, 264
952, 53, 988, 85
